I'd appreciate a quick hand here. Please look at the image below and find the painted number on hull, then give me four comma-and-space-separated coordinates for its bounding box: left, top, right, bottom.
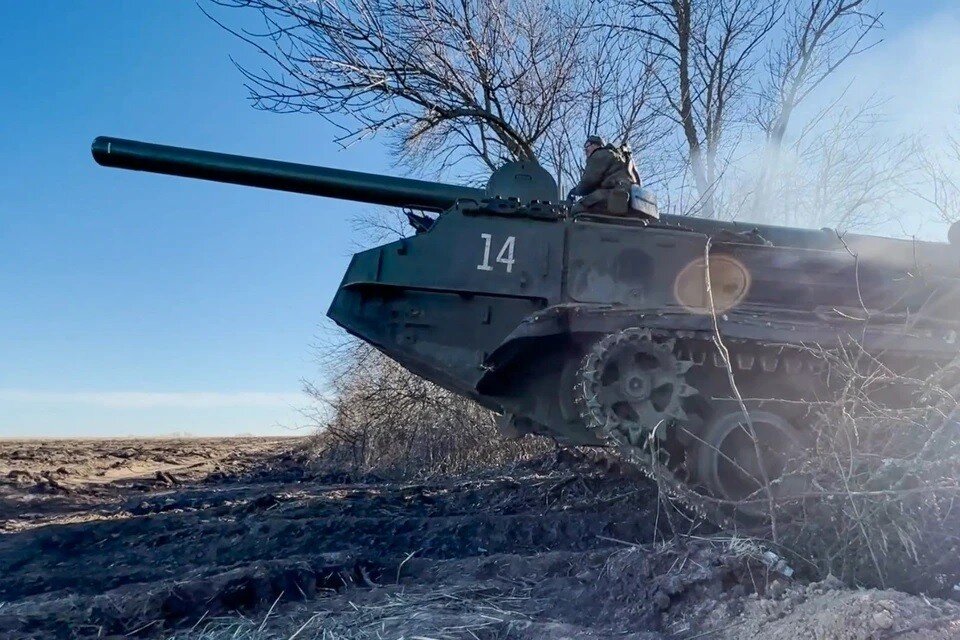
477, 233, 516, 273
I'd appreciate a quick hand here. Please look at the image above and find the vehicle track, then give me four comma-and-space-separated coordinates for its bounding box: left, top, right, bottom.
0, 451, 662, 637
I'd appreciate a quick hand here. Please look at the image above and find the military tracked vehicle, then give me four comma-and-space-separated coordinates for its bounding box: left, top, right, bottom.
92, 136, 960, 519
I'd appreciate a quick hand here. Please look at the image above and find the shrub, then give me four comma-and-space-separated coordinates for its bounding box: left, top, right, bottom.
304, 340, 550, 479
713, 345, 960, 595
779, 347, 960, 593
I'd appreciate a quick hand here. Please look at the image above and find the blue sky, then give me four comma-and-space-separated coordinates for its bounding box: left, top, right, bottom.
0, 2, 391, 437
2, 1, 959, 438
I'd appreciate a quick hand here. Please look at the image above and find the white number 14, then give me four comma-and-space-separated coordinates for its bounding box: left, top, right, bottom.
477, 233, 516, 273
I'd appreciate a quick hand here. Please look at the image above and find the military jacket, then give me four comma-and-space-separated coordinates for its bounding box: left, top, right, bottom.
570, 147, 635, 196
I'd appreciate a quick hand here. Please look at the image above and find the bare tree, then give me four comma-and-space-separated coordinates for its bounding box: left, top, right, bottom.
538, 12, 668, 191
915, 130, 960, 224
208, 0, 662, 187
616, 0, 782, 217
752, 0, 882, 216
609, 0, 891, 224
728, 97, 915, 230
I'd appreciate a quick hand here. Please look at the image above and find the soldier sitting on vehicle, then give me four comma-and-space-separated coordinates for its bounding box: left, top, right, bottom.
568, 135, 642, 216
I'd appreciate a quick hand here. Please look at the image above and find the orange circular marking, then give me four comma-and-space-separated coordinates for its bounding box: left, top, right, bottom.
673, 255, 751, 314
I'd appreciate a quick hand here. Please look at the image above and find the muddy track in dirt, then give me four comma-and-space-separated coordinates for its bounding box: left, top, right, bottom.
0, 443, 664, 638
3, 440, 959, 640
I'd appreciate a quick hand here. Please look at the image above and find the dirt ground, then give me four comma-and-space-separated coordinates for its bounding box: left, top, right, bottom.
0, 437, 298, 532
2, 438, 959, 639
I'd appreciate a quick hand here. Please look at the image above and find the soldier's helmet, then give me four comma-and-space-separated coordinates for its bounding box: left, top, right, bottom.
585, 135, 605, 147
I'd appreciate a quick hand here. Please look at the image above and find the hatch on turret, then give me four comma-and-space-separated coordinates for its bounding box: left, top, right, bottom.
485, 160, 559, 203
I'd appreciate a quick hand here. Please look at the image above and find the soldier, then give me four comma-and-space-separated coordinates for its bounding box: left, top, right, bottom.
568, 135, 641, 216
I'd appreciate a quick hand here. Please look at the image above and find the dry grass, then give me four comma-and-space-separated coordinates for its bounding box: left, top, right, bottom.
784, 347, 960, 591
701, 344, 960, 593
303, 341, 551, 480
166, 584, 536, 640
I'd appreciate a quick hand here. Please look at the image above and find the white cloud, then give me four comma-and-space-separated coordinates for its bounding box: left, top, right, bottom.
0, 389, 304, 409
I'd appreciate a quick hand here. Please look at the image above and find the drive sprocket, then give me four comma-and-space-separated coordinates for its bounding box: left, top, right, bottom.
579, 328, 697, 446
577, 328, 734, 526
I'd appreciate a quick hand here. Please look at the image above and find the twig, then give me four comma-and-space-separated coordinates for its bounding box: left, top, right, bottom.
704, 237, 779, 540
596, 534, 643, 547
257, 591, 284, 632
396, 549, 421, 584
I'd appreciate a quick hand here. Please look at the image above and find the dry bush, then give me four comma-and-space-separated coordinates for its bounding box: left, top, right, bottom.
303, 340, 551, 479
744, 346, 960, 594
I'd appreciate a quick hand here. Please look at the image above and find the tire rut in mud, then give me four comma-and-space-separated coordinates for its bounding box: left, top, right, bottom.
0, 456, 661, 638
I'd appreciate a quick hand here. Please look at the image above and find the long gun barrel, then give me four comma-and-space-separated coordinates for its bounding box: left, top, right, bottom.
91, 136, 485, 211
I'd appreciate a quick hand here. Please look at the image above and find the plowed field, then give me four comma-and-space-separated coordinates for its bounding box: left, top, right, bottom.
1, 438, 958, 639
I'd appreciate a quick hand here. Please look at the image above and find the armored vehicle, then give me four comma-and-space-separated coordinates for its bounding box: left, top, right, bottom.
92, 136, 960, 518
